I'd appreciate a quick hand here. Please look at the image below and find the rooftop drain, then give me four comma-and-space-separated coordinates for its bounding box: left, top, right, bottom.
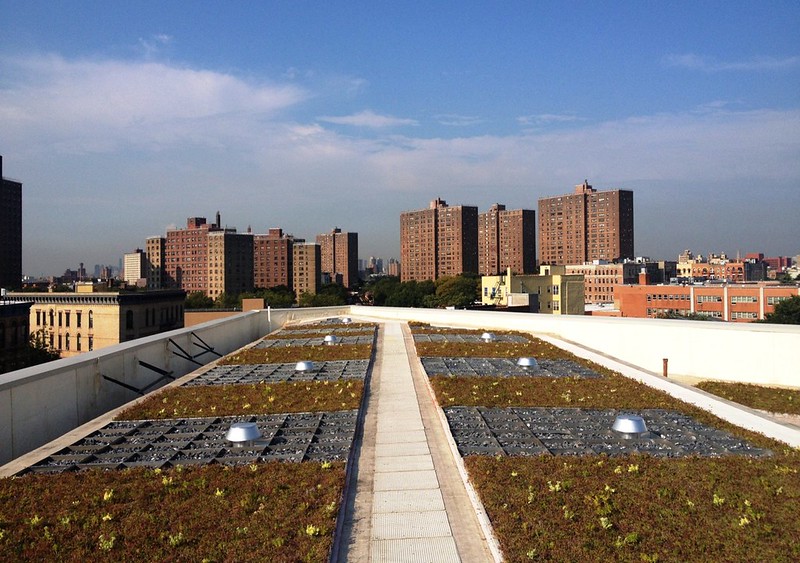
612, 414, 649, 439
323, 335, 339, 345
516, 357, 540, 370
481, 332, 496, 342
225, 422, 262, 447
341, 317, 352, 324
295, 361, 315, 372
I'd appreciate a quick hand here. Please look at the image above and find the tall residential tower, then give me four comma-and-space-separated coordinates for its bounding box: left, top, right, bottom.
0, 156, 23, 290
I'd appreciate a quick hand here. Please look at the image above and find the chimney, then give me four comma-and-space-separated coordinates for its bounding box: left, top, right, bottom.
638, 267, 650, 286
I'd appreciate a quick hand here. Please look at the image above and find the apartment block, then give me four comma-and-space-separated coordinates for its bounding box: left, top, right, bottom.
478, 204, 536, 275
123, 249, 147, 286
614, 283, 799, 322
293, 242, 321, 297
538, 180, 634, 265
207, 231, 254, 299
145, 236, 165, 289
253, 228, 294, 289
164, 216, 220, 294
400, 198, 478, 282
316, 228, 359, 288
0, 156, 23, 290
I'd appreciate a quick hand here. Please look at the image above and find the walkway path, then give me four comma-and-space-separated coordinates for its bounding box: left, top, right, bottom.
336, 321, 495, 562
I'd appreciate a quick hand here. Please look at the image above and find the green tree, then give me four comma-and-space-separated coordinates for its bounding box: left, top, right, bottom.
762, 295, 800, 325
434, 274, 480, 308
213, 292, 240, 309
298, 283, 349, 307
185, 291, 213, 309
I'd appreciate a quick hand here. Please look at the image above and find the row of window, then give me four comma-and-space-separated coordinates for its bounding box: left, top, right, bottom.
35, 309, 93, 329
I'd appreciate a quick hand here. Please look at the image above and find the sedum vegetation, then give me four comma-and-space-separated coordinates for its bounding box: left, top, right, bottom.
696, 381, 800, 416
411, 323, 800, 562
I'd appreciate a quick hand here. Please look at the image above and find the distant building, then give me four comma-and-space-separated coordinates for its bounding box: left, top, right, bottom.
5, 285, 186, 358
478, 204, 536, 275
207, 231, 254, 299
0, 156, 22, 291
164, 215, 222, 294
0, 300, 33, 373
145, 237, 165, 289
316, 228, 359, 289
253, 228, 294, 289
538, 180, 634, 265
400, 198, 478, 282
123, 249, 147, 286
481, 266, 584, 314
293, 242, 321, 297
614, 282, 799, 322
388, 258, 401, 278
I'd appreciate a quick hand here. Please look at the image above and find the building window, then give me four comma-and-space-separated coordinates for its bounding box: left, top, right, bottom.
77, 334, 81, 352
65, 311, 71, 327
49, 310, 54, 326
58, 311, 62, 327
65, 333, 70, 351
89, 311, 93, 329
88, 336, 93, 351
77, 312, 82, 328
36, 310, 41, 325
126, 310, 134, 330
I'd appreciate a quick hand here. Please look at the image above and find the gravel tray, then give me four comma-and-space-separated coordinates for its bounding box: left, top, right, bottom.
254, 335, 375, 348
413, 333, 530, 344
422, 357, 601, 378
26, 411, 359, 473
186, 359, 370, 385
443, 406, 771, 458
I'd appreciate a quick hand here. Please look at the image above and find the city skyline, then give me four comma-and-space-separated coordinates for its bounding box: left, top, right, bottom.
2, 2, 799, 276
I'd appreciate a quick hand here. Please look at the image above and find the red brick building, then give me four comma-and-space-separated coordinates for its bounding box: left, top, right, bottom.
538, 180, 634, 266
316, 228, 359, 289
478, 204, 536, 275
614, 283, 799, 322
253, 228, 294, 289
400, 198, 478, 282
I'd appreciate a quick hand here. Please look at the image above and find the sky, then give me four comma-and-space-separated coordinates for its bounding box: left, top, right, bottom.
1, 1, 799, 277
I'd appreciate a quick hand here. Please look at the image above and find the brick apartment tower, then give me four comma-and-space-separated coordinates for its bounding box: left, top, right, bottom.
253, 228, 294, 289
538, 180, 634, 265
478, 204, 536, 275
316, 228, 359, 289
0, 156, 23, 290
293, 242, 322, 297
207, 230, 254, 299
164, 216, 221, 295
400, 198, 478, 282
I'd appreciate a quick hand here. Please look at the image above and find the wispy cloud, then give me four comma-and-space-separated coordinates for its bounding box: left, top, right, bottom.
517, 113, 585, 127
317, 110, 417, 128
138, 34, 173, 58
663, 53, 800, 72
434, 114, 484, 127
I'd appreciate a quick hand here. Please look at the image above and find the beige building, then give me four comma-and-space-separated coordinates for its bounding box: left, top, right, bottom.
5, 285, 186, 358
207, 231, 254, 300
145, 236, 165, 289
293, 242, 321, 297
123, 249, 147, 286
481, 266, 585, 314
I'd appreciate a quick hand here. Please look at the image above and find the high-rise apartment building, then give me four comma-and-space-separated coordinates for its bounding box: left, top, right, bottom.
123, 249, 147, 286
207, 231, 254, 299
253, 228, 294, 289
400, 198, 478, 282
316, 228, 359, 288
538, 180, 634, 265
145, 236, 165, 289
164, 216, 220, 294
0, 156, 23, 290
478, 204, 536, 275
293, 242, 321, 297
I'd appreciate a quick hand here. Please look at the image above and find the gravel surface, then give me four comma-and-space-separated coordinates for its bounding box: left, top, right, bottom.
422, 357, 602, 378
186, 360, 370, 384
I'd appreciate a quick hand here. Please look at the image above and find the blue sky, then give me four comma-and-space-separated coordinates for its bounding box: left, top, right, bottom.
1, 1, 799, 276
